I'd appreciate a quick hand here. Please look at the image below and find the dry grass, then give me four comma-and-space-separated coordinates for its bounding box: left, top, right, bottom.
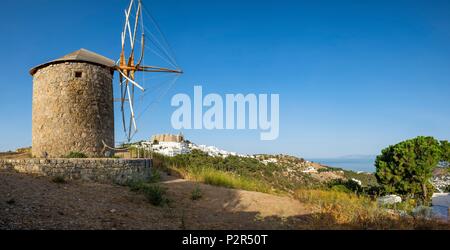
295, 189, 385, 228
295, 189, 450, 229
0, 151, 31, 159
151, 153, 449, 229
169, 166, 272, 194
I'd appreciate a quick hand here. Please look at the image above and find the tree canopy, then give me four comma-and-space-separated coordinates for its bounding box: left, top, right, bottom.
375, 136, 446, 204
440, 140, 450, 163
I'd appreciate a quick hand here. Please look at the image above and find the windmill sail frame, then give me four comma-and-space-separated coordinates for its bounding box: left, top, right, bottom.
116, 0, 183, 143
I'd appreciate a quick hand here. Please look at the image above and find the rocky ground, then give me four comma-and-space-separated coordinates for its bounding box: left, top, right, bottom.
0, 170, 317, 230
256, 154, 346, 184
432, 167, 450, 192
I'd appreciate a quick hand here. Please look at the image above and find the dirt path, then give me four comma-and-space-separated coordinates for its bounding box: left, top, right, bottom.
0, 170, 315, 230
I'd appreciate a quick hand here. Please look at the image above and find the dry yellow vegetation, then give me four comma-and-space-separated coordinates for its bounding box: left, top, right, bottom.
295, 189, 449, 229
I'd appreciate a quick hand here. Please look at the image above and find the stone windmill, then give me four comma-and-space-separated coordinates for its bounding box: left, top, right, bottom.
30, 0, 182, 158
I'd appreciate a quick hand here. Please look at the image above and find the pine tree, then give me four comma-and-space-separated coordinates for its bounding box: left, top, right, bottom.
375, 136, 442, 204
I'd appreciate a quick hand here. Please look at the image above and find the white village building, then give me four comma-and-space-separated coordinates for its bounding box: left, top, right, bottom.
139, 134, 250, 158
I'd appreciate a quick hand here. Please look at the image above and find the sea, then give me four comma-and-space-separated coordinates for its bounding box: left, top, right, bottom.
308, 157, 376, 173
309, 157, 449, 220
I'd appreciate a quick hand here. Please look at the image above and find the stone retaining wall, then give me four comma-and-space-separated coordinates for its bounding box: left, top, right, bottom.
0, 158, 151, 185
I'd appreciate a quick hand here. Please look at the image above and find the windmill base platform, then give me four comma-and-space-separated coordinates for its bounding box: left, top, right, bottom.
0, 158, 152, 185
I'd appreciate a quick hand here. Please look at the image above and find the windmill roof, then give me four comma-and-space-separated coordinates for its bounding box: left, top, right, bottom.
30, 49, 116, 75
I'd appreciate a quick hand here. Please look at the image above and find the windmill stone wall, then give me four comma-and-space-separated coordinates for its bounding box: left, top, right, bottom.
31, 60, 115, 158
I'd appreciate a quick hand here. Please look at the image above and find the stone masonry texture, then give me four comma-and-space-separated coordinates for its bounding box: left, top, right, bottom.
32, 62, 114, 158
0, 159, 151, 185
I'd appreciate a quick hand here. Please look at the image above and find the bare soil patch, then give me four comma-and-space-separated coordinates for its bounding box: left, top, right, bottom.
0, 170, 315, 230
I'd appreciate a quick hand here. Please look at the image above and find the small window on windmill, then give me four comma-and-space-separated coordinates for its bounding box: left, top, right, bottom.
75, 71, 83, 78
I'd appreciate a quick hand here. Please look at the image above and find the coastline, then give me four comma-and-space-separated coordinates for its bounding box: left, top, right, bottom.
308, 157, 376, 173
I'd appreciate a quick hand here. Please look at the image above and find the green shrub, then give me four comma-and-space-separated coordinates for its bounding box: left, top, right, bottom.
65, 152, 87, 158
375, 136, 442, 204
318, 168, 331, 173
126, 180, 168, 206
127, 180, 147, 192
383, 198, 417, 213
342, 171, 378, 187
331, 184, 351, 193
142, 184, 168, 206
191, 185, 203, 201
149, 169, 162, 183
52, 176, 66, 184
328, 179, 363, 194
441, 140, 450, 162
364, 185, 384, 196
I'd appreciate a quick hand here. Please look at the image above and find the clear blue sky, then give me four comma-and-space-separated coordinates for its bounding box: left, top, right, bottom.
0, 0, 449, 158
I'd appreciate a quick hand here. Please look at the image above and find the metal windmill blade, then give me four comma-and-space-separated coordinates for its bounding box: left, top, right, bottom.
115, 0, 183, 142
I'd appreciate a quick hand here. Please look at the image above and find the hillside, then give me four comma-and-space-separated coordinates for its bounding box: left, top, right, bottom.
1, 146, 448, 229
0, 149, 31, 159
152, 150, 379, 194
1, 169, 447, 230
0, 169, 313, 230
